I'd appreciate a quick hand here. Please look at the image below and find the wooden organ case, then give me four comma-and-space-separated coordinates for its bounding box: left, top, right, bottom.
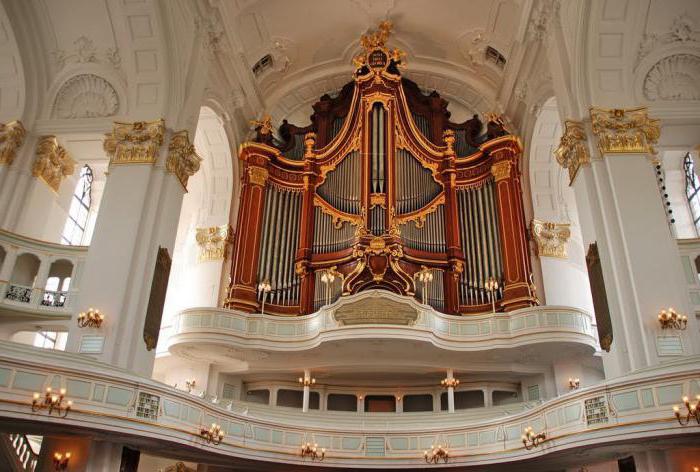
226, 22, 537, 316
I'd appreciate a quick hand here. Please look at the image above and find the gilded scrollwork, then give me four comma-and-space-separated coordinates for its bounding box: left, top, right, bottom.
0, 120, 26, 166
166, 130, 202, 190
104, 119, 165, 165
314, 195, 363, 229
395, 194, 445, 228
553, 120, 590, 184
531, 219, 571, 259
589, 107, 661, 156
32, 136, 75, 192
195, 225, 231, 262
490, 160, 512, 181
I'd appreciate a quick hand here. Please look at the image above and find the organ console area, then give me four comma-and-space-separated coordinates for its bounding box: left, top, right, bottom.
225, 21, 537, 316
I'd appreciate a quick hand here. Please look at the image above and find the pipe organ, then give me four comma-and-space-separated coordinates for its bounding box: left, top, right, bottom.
226, 22, 536, 316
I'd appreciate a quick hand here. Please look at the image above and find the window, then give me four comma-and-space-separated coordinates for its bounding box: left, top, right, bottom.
485, 46, 507, 68
252, 54, 273, 76
33, 331, 67, 350
61, 165, 93, 245
684, 153, 700, 235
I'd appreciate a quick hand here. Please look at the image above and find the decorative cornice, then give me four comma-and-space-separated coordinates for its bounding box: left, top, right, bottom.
589, 107, 660, 156
531, 219, 571, 259
491, 160, 512, 181
195, 225, 231, 262
0, 121, 26, 166
553, 120, 590, 184
103, 119, 165, 165
32, 136, 75, 192
166, 130, 202, 190
248, 166, 269, 186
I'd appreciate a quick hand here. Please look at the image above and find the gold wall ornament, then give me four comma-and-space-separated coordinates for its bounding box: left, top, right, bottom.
0, 120, 26, 166
32, 136, 75, 192
104, 119, 165, 165
531, 219, 571, 259
166, 130, 202, 190
250, 115, 273, 135
589, 107, 661, 156
195, 225, 231, 262
554, 120, 590, 184
352, 21, 406, 75
247, 166, 269, 186
491, 160, 512, 181
395, 194, 445, 228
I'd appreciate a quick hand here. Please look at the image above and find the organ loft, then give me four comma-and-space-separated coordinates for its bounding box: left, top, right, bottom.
225, 22, 537, 316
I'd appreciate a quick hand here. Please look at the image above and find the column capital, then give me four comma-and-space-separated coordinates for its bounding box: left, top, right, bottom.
166, 130, 202, 190
32, 136, 75, 192
589, 106, 660, 157
103, 119, 166, 165
553, 120, 590, 184
195, 225, 232, 262
0, 120, 26, 166
530, 219, 571, 259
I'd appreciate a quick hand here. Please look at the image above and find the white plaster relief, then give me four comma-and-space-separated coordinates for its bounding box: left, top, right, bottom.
52, 74, 119, 119
643, 54, 700, 101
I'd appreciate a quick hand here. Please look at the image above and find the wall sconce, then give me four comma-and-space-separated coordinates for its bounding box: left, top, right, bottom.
568, 378, 580, 390
298, 376, 316, 387
441, 377, 460, 389
522, 426, 546, 450
485, 277, 499, 313
185, 379, 196, 393
258, 280, 272, 315
424, 444, 448, 464
199, 423, 224, 445
658, 307, 687, 330
77, 307, 104, 328
672, 395, 700, 425
53, 452, 71, 471
32, 387, 72, 417
301, 442, 325, 461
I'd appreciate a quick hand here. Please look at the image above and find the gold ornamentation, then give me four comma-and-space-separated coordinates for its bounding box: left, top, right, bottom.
353, 21, 406, 75
314, 195, 363, 228
295, 260, 309, 278
0, 120, 26, 166
32, 136, 75, 192
250, 115, 273, 135
443, 129, 456, 156
304, 132, 316, 158
553, 120, 590, 184
395, 194, 445, 228
104, 119, 165, 165
370, 193, 386, 209
491, 160, 512, 181
166, 130, 202, 190
590, 107, 661, 156
195, 225, 231, 262
388, 206, 401, 237
531, 219, 571, 259
248, 166, 269, 186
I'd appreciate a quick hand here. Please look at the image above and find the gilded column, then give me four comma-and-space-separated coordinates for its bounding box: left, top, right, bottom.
296, 133, 318, 314
226, 143, 271, 312
486, 136, 536, 311
440, 130, 463, 314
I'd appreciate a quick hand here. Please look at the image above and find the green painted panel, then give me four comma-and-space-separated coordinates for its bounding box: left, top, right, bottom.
681, 256, 695, 284
511, 317, 525, 330
231, 317, 246, 332
66, 379, 91, 399
545, 410, 559, 427
105, 387, 132, 406
497, 319, 509, 332
200, 314, 212, 327
0, 367, 11, 387
690, 292, 700, 305
254, 427, 270, 442
447, 434, 465, 447
342, 437, 362, 450
563, 404, 581, 423
162, 399, 180, 418
271, 430, 283, 444
12, 371, 47, 391
526, 314, 538, 328
314, 435, 331, 448
461, 324, 478, 335
187, 407, 201, 424
656, 384, 683, 405
285, 431, 301, 445
219, 316, 231, 329
478, 430, 495, 444
418, 436, 434, 449
505, 425, 521, 441
467, 432, 478, 447
690, 380, 700, 397
641, 388, 655, 408
228, 421, 245, 437
612, 391, 640, 411
92, 384, 106, 402
277, 324, 295, 336
479, 323, 490, 335
49, 375, 61, 390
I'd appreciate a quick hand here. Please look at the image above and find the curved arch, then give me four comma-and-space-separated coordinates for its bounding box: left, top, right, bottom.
0, 1, 26, 122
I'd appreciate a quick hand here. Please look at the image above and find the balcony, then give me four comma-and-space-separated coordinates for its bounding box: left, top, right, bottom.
0, 341, 696, 469
0, 229, 87, 322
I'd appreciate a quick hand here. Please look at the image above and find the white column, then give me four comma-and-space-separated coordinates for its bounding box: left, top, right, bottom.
395, 395, 403, 413
446, 368, 455, 413
30, 256, 51, 308
357, 394, 364, 413
302, 369, 310, 413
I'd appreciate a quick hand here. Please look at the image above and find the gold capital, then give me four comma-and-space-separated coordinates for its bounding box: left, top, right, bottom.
553, 120, 590, 184
491, 160, 512, 181
104, 119, 165, 165
590, 107, 660, 156
0, 120, 26, 166
166, 130, 202, 190
248, 166, 269, 186
32, 136, 75, 192
531, 219, 571, 259
195, 225, 232, 262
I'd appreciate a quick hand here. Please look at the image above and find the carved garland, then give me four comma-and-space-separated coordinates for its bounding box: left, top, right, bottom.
32, 136, 75, 192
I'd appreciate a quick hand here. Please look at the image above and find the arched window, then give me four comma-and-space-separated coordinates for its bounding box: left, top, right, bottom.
61, 165, 93, 245
683, 153, 700, 236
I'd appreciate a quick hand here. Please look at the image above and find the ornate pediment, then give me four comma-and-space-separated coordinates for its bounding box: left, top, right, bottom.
332, 290, 419, 326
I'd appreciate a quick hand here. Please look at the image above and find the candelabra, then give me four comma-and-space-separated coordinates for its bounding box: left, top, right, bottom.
672, 395, 700, 425
320, 270, 335, 306
441, 377, 460, 389
424, 444, 449, 464
258, 280, 271, 315
200, 423, 225, 445
185, 379, 196, 393
658, 307, 687, 330
32, 387, 72, 417
52, 452, 71, 471
301, 442, 325, 461
485, 277, 499, 313
417, 268, 433, 304
298, 376, 316, 387
522, 426, 546, 450
568, 377, 580, 390
77, 307, 104, 328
